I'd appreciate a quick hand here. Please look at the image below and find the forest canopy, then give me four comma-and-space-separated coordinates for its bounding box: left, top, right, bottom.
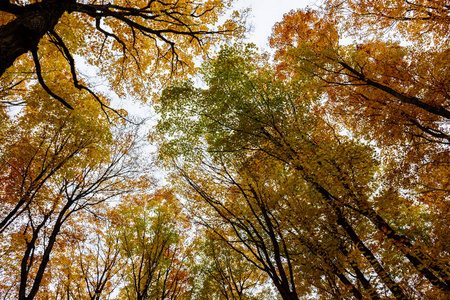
0, 0, 239, 111
1, 0, 449, 300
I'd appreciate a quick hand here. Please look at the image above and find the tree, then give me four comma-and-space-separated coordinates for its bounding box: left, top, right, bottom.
155, 45, 450, 299
269, 4, 450, 274
193, 232, 269, 300
269, 5, 450, 202
0, 0, 239, 110
48, 229, 124, 300
1, 135, 145, 300
114, 189, 193, 300
0, 85, 112, 234
0, 82, 150, 300
324, 0, 450, 45
270, 8, 450, 142
176, 159, 303, 300
165, 140, 389, 299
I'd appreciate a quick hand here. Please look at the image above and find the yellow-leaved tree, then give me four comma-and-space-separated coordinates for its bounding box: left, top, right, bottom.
0, 0, 241, 111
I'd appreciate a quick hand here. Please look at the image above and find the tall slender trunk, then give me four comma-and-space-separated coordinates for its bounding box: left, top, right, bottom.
315, 185, 409, 300
340, 247, 381, 300
19, 200, 73, 300
354, 197, 450, 291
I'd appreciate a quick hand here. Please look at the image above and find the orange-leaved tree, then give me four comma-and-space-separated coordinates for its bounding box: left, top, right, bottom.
270, 4, 450, 268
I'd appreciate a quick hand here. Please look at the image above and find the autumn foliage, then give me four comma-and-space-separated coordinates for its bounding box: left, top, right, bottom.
1, 1, 450, 300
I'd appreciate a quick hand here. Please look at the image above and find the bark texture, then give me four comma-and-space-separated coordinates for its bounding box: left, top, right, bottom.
0, 0, 73, 75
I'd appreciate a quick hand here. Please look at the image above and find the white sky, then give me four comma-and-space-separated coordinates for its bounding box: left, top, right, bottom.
234, 0, 320, 50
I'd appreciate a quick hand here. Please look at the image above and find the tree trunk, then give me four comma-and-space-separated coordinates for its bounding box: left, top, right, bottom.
0, 1, 70, 76
315, 185, 409, 300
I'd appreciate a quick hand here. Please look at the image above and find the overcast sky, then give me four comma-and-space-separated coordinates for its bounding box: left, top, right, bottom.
234, 0, 320, 50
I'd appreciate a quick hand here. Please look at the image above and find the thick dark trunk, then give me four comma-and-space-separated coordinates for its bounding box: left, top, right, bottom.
0, 1, 69, 76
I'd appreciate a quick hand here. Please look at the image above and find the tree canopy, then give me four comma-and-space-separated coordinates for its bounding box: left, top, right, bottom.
0, 0, 238, 110
154, 44, 450, 299
1, 0, 449, 299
